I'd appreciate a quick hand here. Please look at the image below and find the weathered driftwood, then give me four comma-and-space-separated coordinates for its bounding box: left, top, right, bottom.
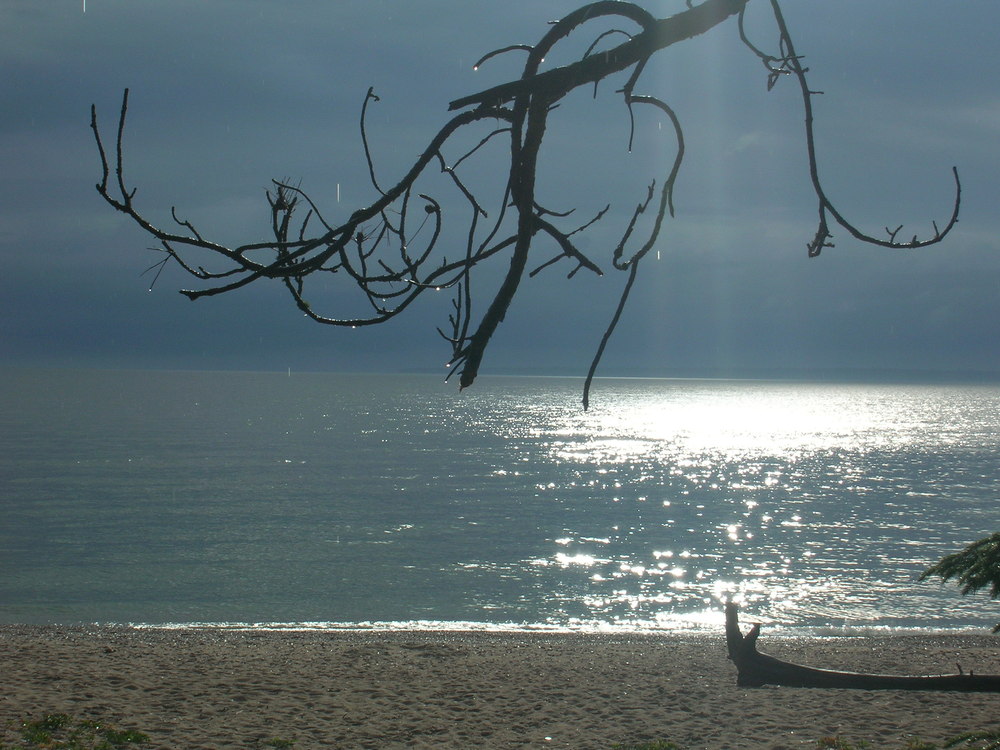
725, 601, 1000, 691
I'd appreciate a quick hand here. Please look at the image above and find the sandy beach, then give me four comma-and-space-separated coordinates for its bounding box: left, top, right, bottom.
2, 626, 998, 749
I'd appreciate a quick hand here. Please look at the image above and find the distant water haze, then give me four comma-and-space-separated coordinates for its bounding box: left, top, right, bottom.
1, 369, 996, 632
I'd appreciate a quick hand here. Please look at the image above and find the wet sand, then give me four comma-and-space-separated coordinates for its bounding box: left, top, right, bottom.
2, 626, 998, 749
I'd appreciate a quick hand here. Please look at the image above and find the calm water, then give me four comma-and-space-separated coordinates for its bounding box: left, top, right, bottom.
1, 369, 997, 633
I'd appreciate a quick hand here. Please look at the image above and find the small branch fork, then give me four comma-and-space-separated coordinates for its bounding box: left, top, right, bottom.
744, 1, 960, 258
91, 0, 959, 408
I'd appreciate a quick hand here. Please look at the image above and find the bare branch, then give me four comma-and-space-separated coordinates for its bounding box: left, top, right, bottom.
448, 0, 744, 110
764, 0, 961, 257
91, 0, 962, 407
473, 45, 533, 71
583, 260, 641, 410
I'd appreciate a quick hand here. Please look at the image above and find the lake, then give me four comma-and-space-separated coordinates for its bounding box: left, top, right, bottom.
1, 369, 997, 633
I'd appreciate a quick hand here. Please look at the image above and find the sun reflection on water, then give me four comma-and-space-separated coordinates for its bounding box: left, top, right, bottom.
473, 379, 1000, 631
552, 380, 932, 465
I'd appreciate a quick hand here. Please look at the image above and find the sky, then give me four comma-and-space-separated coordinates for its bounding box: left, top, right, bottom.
2, 0, 998, 382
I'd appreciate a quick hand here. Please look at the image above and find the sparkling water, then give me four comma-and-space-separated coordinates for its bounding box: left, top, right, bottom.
1, 369, 997, 632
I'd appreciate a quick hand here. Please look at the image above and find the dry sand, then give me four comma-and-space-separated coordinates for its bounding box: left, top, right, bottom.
2, 626, 998, 749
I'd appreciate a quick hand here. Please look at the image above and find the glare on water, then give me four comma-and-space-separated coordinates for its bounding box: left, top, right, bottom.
1, 371, 997, 631
459, 378, 999, 631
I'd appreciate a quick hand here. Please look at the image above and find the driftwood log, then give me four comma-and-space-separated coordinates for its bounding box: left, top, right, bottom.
725, 601, 1000, 691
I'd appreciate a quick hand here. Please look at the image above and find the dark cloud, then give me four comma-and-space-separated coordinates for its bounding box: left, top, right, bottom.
1, 1, 998, 381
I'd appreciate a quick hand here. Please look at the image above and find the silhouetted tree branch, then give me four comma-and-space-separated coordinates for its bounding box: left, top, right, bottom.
91, 0, 960, 407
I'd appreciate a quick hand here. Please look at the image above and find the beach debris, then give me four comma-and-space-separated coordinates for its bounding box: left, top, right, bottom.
725, 602, 1000, 692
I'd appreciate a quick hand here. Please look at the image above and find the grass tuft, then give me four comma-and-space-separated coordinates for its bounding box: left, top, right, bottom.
817, 739, 871, 750
3, 714, 148, 750
944, 730, 1000, 750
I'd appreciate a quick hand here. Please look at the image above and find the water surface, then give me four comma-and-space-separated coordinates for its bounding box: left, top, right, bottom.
1, 369, 996, 632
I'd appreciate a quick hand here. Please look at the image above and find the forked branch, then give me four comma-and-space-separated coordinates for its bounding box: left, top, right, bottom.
92, 0, 960, 407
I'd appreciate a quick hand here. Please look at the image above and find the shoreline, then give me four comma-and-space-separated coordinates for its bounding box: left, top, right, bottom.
4, 616, 996, 637
4, 626, 999, 749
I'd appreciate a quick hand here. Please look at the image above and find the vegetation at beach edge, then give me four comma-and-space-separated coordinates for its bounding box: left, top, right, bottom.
0, 714, 148, 750
6, 714, 999, 749
613, 729, 1000, 750
921, 532, 1000, 633
0, 714, 302, 750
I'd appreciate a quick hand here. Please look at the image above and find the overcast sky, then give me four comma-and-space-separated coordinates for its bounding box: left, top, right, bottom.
2, 1, 998, 382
